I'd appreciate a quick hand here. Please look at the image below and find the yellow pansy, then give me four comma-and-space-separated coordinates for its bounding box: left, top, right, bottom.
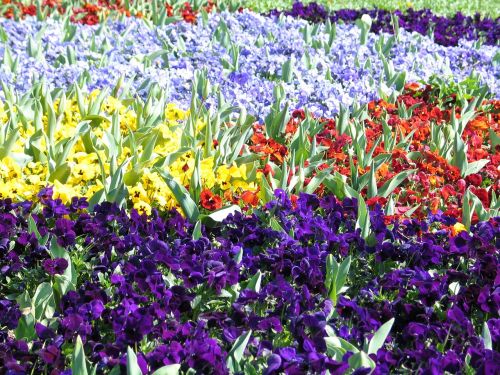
133, 200, 152, 216
128, 183, 150, 204
53, 181, 79, 204
452, 222, 467, 236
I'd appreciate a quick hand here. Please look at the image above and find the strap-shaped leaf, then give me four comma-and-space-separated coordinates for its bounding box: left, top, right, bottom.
126, 347, 143, 375
203, 205, 241, 227
367, 318, 395, 354
151, 365, 180, 375
325, 336, 359, 354
378, 169, 416, 198
32, 282, 55, 320
155, 168, 199, 222
483, 323, 492, 350
72, 336, 89, 375
226, 330, 252, 373
348, 351, 376, 370
246, 271, 262, 293
356, 196, 370, 239
463, 159, 489, 178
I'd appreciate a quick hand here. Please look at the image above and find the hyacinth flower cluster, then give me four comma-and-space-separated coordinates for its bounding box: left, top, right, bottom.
0, 188, 498, 374
269, 1, 500, 46
0, 10, 498, 120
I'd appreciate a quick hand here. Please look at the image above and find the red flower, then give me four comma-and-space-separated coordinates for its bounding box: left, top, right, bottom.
200, 189, 222, 211
470, 187, 490, 208
241, 190, 259, 207
263, 164, 274, 176
22, 4, 36, 16
366, 196, 387, 208
465, 173, 482, 187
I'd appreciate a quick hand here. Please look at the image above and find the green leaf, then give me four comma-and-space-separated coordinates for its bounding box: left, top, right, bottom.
49, 162, 71, 183
28, 215, 44, 243
463, 159, 489, 178
377, 169, 416, 198
489, 128, 500, 149
155, 168, 199, 222
244, 363, 259, 375
367, 318, 395, 354
325, 255, 351, 305
226, 330, 252, 373
325, 336, 359, 354
127, 347, 143, 375
88, 188, 106, 210
281, 56, 294, 83
304, 168, 332, 194
203, 205, 241, 226
483, 323, 492, 350
355, 195, 370, 239
0, 128, 19, 158
32, 282, 55, 320
453, 131, 468, 174
15, 314, 36, 340
348, 351, 376, 370
367, 162, 377, 198
52, 237, 78, 297
246, 271, 262, 293
72, 336, 89, 375
189, 150, 202, 204
192, 220, 202, 240
151, 364, 181, 375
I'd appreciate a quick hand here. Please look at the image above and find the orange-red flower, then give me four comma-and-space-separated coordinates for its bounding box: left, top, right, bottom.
241, 190, 259, 207
200, 189, 222, 211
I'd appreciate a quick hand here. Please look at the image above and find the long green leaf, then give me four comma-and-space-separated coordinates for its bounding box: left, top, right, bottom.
378, 169, 416, 198
127, 347, 143, 375
72, 336, 89, 375
226, 330, 252, 373
155, 168, 199, 222
151, 365, 181, 375
367, 318, 395, 354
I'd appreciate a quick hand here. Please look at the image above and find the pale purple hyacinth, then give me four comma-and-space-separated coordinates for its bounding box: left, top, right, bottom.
0, 11, 498, 120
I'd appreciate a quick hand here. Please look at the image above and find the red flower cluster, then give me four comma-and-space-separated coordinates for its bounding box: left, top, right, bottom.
249, 124, 288, 163
249, 84, 499, 221
1, 0, 216, 25
1, 0, 38, 18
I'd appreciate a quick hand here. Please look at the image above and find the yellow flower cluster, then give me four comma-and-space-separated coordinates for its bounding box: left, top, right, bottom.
0, 91, 259, 214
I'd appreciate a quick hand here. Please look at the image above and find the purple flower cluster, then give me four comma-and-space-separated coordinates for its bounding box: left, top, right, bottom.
0, 190, 498, 374
271, 2, 500, 46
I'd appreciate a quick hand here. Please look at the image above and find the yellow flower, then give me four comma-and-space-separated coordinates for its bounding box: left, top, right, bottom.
121, 110, 137, 131
53, 181, 79, 204
452, 222, 467, 236
0, 157, 22, 179
128, 183, 150, 204
165, 103, 187, 122
0, 180, 23, 199
103, 96, 123, 114
85, 181, 104, 200
133, 200, 152, 215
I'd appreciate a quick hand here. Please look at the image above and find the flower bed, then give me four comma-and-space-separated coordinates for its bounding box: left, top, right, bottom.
0, 83, 497, 222
0, 1, 498, 374
269, 2, 500, 46
0, 11, 497, 118
0, 190, 498, 373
